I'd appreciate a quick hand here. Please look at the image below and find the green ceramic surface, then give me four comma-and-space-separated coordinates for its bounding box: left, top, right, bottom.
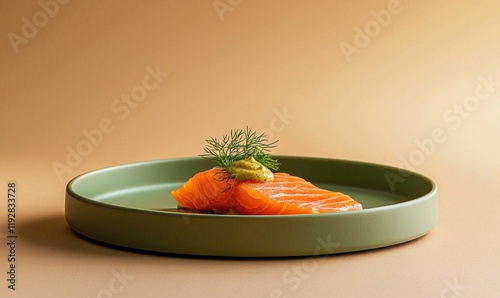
65, 156, 438, 257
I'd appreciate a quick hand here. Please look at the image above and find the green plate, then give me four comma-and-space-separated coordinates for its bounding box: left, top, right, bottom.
65, 156, 438, 257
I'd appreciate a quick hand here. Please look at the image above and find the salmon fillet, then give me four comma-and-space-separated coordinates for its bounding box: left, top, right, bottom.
171, 169, 233, 213
171, 169, 362, 215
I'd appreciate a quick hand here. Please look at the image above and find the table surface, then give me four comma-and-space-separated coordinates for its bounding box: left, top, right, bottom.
1, 1, 499, 297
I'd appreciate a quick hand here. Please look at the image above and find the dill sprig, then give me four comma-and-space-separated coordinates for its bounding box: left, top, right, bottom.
200, 127, 280, 172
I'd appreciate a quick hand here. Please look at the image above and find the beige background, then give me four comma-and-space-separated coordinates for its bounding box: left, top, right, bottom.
1, 0, 499, 297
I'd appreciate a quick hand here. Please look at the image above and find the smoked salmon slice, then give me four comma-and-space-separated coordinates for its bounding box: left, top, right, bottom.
171, 168, 233, 213
233, 173, 362, 215
171, 169, 362, 215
